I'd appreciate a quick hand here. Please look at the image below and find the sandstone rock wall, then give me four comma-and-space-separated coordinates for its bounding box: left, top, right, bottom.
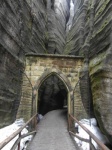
0, 0, 71, 127
46, 0, 70, 53
0, 0, 112, 144
0, 0, 71, 56
64, 0, 112, 143
0, 44, 23, 128
90, 0, 112, 57
89, 0, 112, 143
0, 0, 47, 56
0, 0, 46, 127
64, 0, 89, 55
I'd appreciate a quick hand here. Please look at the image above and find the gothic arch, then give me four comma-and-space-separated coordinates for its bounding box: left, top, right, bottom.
33, 68, 73, 114
33, 68, 72, 94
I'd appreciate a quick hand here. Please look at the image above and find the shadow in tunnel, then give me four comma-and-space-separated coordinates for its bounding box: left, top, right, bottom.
38, 75, 68, 115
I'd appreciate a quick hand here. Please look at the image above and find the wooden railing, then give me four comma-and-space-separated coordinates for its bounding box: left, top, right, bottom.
0, 114, 37, 150
68, 114, 110, 150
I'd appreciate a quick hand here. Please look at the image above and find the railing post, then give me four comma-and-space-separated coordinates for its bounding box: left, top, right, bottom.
68, 114, 70, 131
69, 114, 110, 150
18, 132, 21, 150
0, 114, 37, 150
34, 115, 37, 129
89, 136, 92, 150
68, 114, 72, 131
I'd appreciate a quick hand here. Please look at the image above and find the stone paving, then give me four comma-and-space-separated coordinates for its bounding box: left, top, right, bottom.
27, 109, 79, 150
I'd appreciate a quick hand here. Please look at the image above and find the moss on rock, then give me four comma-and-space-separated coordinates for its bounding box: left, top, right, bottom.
95, 0, 110, 18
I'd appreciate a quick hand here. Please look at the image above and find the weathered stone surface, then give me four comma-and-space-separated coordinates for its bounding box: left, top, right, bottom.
89, 48, 112, 143
0, 0, 71, 56
64, 0, 89, 55
89, 0, 112, 143
46, 0, 70, 53
90, 0, 112, 57
63, 0, 112, 144
0, 0, 71, 127
0, 0, 47, 126
0, 0, 47, 55
0, 44, 23, 128
0, 0, 112, 146
79, 60, 94, 118
73, 82, 88, 120
17, 54, 84, 121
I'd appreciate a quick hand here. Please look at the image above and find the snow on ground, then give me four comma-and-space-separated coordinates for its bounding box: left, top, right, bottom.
74, 118, 108, 150
0, 118, 33, 150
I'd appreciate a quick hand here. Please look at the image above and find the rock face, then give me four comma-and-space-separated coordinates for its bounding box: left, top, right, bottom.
0, 0, 71, 127
64, 0, 89, 55
0, 0, 46, 127
89, 0, 112, 143
0, 0, 47, 55
65, 0, 112, 143
0, 0, 112, 145
46, 0, 70, 53
0, 45, 23, 128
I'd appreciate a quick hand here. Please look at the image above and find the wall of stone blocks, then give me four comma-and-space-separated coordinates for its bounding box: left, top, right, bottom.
25, 54, 83, 88
73, 82, 88, 120
17, 74, 33, 121
17, 54, 84, 120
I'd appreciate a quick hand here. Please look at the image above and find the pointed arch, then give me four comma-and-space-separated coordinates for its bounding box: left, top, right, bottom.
33, 68, 72, 94
32, 68, 73, 114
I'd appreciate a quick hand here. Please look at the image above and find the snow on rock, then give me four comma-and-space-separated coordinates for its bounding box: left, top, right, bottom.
38, 114, 43, 120
0, 118, 33, 150
74, 118, 108, 150
37, 114, 43, 123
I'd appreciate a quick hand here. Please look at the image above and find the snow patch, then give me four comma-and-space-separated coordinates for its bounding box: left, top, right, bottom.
74, 118, 108, 150
0, 118, 33, 150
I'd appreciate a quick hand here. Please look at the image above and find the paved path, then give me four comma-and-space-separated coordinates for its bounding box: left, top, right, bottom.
27, 109, 79, 150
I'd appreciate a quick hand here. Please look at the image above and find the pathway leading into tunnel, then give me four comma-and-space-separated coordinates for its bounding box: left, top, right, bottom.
27, 109, 79, 150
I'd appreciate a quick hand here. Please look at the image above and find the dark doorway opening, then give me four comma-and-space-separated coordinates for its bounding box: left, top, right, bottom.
38, 74, 68, 115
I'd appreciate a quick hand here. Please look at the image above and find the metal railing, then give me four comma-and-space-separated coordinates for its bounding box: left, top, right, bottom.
0, 114, 37, 150
68, 114, 110, 150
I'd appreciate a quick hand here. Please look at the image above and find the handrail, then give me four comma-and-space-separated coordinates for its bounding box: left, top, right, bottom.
0, 113, 37, 150
68, 114, 110, 150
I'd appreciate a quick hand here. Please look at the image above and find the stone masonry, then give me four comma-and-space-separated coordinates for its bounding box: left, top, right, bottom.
17, 54, 84, 121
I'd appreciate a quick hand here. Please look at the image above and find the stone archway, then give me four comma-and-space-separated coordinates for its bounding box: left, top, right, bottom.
17, 54, 84, 121
33, 68, 73, 115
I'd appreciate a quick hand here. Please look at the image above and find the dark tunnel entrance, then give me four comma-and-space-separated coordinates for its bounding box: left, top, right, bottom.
38, 74, 68, 115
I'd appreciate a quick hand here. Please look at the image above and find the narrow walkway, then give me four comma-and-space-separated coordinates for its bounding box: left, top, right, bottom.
27, 109, 79, 150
